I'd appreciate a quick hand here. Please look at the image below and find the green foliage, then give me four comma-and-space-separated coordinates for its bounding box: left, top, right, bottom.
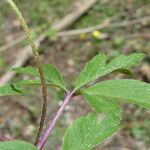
74, 53, 106, 90
0, 79, 43, 97
63, 113, 120, 150
0, 141, 38, 150
0, 51, 148, 150
0, 84, 22, 96
82, 79, 150, 109
113, 68, 133, 76
105, 53, 145, 70
1, 0, 150, 149
12, 66, 38, 76
15, 79, 41, 86
42, 64, 66, 90
74, 53, 145, 90
82, 94, 121, 117
12, 64, 66, 91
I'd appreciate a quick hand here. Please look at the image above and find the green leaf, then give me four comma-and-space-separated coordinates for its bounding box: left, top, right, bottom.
0, 84, 22, 96
12, 66, 38, 76
12, 64, 66, 91
0, 80, 44, 97
0, 140, 38, 150
113, 69, 133, 76
74, 53, 106, 90
105, 53, 145, 73
15, 80, 41, 86
42, 64, 66, 90
82, 79, 150, 109
82, 93, 121, 117
63, 113, 120, 150
74, 53, 145, 90
14, 79, 59, 88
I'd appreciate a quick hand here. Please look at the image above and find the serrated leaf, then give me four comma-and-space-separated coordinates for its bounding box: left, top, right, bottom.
0, 84, 22, 96
12, 64, 66, 91
74, 53, 106, 90
42, 64, 66, 90
74, 53, 145, 90
82, 93, 121, 117
0, 141, 38, 150
63, 113, 120, 150
104, 53, 145, 75
82, 79, 150, 109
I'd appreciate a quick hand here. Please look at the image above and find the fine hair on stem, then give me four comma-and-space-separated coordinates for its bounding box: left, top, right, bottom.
6, 0, 48, 145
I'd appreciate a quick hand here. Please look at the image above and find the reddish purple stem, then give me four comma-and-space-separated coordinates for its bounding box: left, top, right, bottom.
37, 91, 75, 150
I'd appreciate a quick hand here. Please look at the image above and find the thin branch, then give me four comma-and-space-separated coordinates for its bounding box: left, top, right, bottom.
6, 0, 48, 145
59, 32, 150, 42
38, 91, 75, 150
58, 16, 150, 37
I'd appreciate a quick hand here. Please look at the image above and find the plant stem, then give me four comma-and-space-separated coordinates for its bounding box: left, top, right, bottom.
6, 0, 48, 145
38, 91, 75, 150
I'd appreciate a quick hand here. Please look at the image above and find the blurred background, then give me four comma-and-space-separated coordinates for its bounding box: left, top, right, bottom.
0, 0, 150, 149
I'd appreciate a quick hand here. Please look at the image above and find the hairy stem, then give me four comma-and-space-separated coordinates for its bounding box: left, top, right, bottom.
38, 91, 75, 150
6, 0, 48, 145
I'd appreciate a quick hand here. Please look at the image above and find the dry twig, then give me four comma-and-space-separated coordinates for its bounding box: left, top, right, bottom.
58, 16, 150, 37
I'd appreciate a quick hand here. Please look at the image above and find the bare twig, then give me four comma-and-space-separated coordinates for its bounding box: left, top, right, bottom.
58, 16, 150, 37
